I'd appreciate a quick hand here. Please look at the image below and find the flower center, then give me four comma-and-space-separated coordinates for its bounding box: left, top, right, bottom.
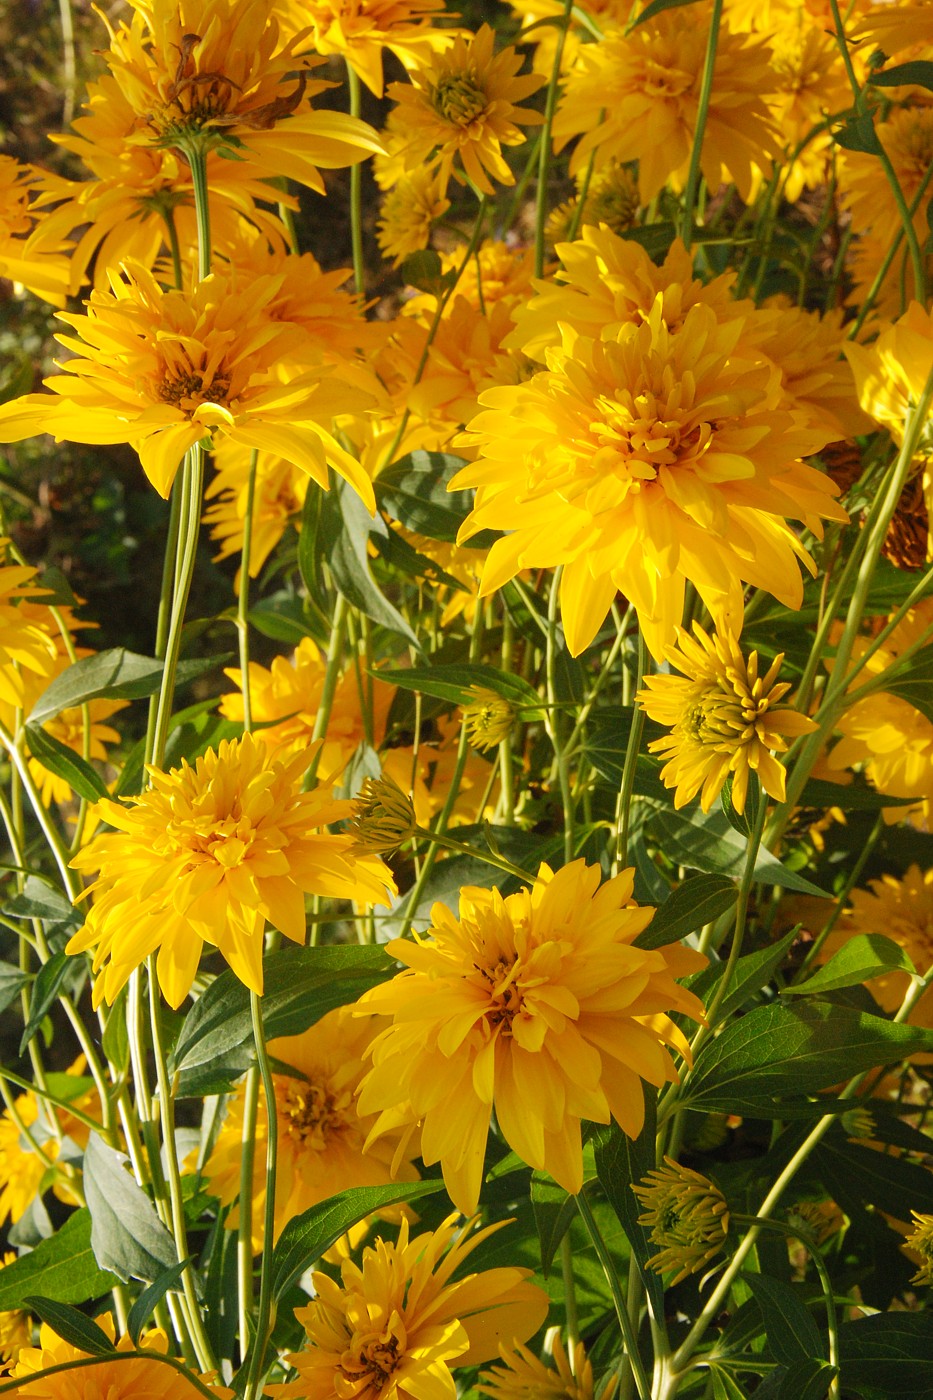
433, 70, 487, 125
340, 1328, 404, 1395
477, 956, 524, 1035
158, 368, 232, 412
282, 1079, 350, 1149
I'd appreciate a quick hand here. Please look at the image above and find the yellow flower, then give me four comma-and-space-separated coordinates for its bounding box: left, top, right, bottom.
0, 559, 59, 709
409, 295, 531, 437
357, 860, 706, 1212
460, 687, 516, 752
102, 0, 383, 186
637, 624, 817, 813
765, 10, 851, 205
67, 733, 395, 1008
0, 260, 377, 503
845, 301, 933, 454
0, 156, 71, 307
11, 1314, 233, 1398
201, 1007, 420, 1246
0, 1061, 100, 1226
0, 1254, 30, 1373
376, 166, 452, 267
852, 1, 933, 57
631, 1157, 730, 1285
275, 0, 451, 98
552, 7, 781, 202
387, 25, 546, 197
267, 1214, 550, 1400
905, 1210, 933, 1286
455, 297, 845, 660
480, 1337, 614, 1400
204, 443, 309, 582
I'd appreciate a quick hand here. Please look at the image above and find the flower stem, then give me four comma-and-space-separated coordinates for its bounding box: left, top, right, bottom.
346, 64, 366, 297
576, 1187, 650, 1400
680, 0, 723, 250
534, 0, 574, 279
243, 991, 279, 1400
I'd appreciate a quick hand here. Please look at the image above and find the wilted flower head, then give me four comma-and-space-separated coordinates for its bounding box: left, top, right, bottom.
350, 773, 419, 853
632, 1157, 730, 1285
268, 1214, 549, 1400
637, 624, 817, 813
906, 1210, 933, 1286
461, 686, 516, 752
67, 733, 395, 1007
357, 859, 706, 1212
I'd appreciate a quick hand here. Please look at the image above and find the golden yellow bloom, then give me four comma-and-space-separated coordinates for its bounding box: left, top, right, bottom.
350, 775, 418, 854
845, 301, 933, 454
102, 0, 383, 188
637, 624, 816, 813
409, 295, 531, 438
480, 1337, 614, 1400
11, 1314, 233, 1398
268, 1214, 550, 1400
0, 156, 71, 307
852, 1, 933, 56
67, 733, 395, 1008
552, 8, 781, 202
204, 443, 309, 582
766, 13, 850, 205
276, 0, 450, 98
376, 165, 452, 267
403, 239, 536, 321
358, 860, 706, 1212
461, 687, 516, 752
0, 560, 58, 709
905, 1210, 933, 1286
387, 25, 546, 196
0, 260, 377, 504
202, 1007, 420, 1246
455, 297, 845, 660
0, 1258, 29, 1374
0, 1063, 100, 1226
631, 1157, 730, 1285
579, 162, 641, 237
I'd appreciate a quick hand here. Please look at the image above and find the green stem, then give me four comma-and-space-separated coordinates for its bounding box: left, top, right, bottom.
545, 569, 575, 864
534, 0, 574, 279
680, 0, 723, 250
304, 590, 350, 790
237, 450, 259, 733
346, 64, 366, 297
560, 1233, 580, 1349
243, 991, 279, 1400
616, 632, 647, 870
413, 825, 535, 883
576, 1187, 650, 1400
237, 1066, 260, 1361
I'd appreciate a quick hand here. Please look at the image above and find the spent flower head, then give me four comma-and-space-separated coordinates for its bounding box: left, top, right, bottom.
632, 1157, 730, 1285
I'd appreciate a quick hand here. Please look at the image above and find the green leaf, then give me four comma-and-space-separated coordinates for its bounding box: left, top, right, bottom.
127, 1258, 191, 1343
83, 1137, 179, 1284
329, 481, 420, 648
778, 1360, 838, 1400
24, 724, 110, 803
684, 1002, 933, 1115
28, 649, 217, 725
797, 778, 914, 812
171, 945, 395, 1096
531, 1175, 577, 1278
711, 1370, 751, 1400
21, 952, 82, 1055
879, 642, 933, 723
272, 1180, 445, 1300
871, 60, 933, 90
3, 874, 78, 928
839, 1313, 933, 1399
782, 934, 917, 997
377, 451, 475, 543
0, 1209, 117, 1308
744, 1273, 823, 1368
375, 662, 543, 714
720, 773, 761, 839
23, 1297, 117, 1355
401, 250, 456, 296
813, 1128, 933, 1218
635, 874, 737, 949
101, 990, 130, 1074
372, 525, 464, 590
688, 930, 799, 1023
647, 805, 830, 896
249, 591, 318, 645
297, 484, 329, 609
592, 1089, 665, 1322
833, 113, 883, 155
619, 223, 678, 262
0, 960, 28, 1015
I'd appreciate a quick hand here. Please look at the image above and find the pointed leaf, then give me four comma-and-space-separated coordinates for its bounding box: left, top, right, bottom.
744, 1273, 823, 1367
127, 1258, 192, 1343
779, 1359, 838, 1400
592, 1088, 665, 1322
375, 663, 543, 714
648, 805, 830, 896
0, 961, 28, 1015
83, 1137, 178, 1284
635, 874, 737, 949
839, 1313, 933, 1399
531, 1175, 577, 1278
20, 952, 82, 1054
24, 725, 110, 802
28, 649, 218, 725
782, 934, 917, 997
871, 60, 933, 90
330, 481, 420, 647
377, 450, 475, 542
0, 1209, 117, 1308
23, 1297, 117, 1355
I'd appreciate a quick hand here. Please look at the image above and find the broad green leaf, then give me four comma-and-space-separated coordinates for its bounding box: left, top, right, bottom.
620, 223, 678, 261
871, 60, 933, 89
329, 482, 420, 648
833, 113, 883, 155
171, 945, 395, 1096
101, 989, 130, 1074
127, 1259, 191, 1343
21, 952, 83, 1054
0, 1209, 117, 1308
375, 662, 543, 714
23, 1297, 117, 1355
372, 525, 464, 590
249, 591, 318, 645
839, 1313, 933, 1399
647, 805, 830, 897
879, 642, 933, 723
711, 1369, 751, 1400
592, 1089, 665, 1322
24, 725, 110, 803
377, 451, 475, 542
0, 961, 28, 1015
778, 1360, 839, 1400
401, 250, 456, 296
28, 648, 217, 726
298, 484, 332, 610
782, 934, 916, 997
721, 773, 760, 839
272, 1180, 445, 1300
531, 1175, 577, 1278
798, 778, 914, 812
813, 1128, 933, 1217
689, 930, 798, 1022
83, 1137, 178, 1284
635, 874, 737, 949
3, 874, 78, 928
684, 1002, 933, 1115
744, 1273, 823, 1368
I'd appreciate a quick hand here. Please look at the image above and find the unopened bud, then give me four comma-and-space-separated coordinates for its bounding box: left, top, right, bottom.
348, 773, 417, 854
632, 1157, 730, 1285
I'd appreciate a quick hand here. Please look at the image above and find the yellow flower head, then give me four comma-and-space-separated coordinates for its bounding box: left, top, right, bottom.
376, 165, 452, 267
0, 156, 71, 307
845, 301, 933, 454
387, 25, 546, 196
631, 1157, 730, 1285
268, 1214, 550, 1400
480, 1336, 615, 1400
0, 260, 377, 504
11, 1313, 233, 1397
202, 1007, 421, 1245
552, 7, 781, 202
455, 298, 846, 660
357, 860, 706, 1212
67, 733, 395, 1008
0, 1061, 100, 1227
637, 623, 817, 813
409, 294, 531, 437
460, 686, 517, 752
0, 559, 59, 709
766, 14, 851, 205
275, 0, 451, 98
204, 443, 309, 582
906, 1210, 933, 1287
852, 1, 933, 57
102, 0, 383, 186
0, 1253, 30, 1373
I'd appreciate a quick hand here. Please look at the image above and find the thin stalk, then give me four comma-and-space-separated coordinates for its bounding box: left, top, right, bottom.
680, 0, 724, 249
237, 450, 260, 733
534, 0, 574, 279
237, 1066, 261, 1361
545, 570, 575, 863
576, 1188, 650, 1400
615, 632, 647, 870
57, 0, 77, 128
560, 1233, 580, 1349
145, 475, 184, 760
243, 992, 279, 1400
699, 792, 768, 1031
304, 591, 350, 789
346, 64, 366, 297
